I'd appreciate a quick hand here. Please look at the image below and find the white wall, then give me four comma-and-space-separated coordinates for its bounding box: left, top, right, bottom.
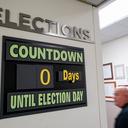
103, 35, 128, 128
103, 35, 128, 65
0, 0, 107, 128
103, 35, 128, 85
106, 102, 120, 128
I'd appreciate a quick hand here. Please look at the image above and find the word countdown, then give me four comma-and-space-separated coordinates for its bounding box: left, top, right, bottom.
1, 36, 87, 118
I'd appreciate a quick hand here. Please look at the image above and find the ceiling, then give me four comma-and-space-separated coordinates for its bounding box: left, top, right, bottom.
98, 0, 128, 43
100, 17, 128, 43
78, 0, 108, 7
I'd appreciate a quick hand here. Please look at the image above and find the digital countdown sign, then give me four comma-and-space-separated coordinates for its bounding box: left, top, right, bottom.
1, 36, 87, 118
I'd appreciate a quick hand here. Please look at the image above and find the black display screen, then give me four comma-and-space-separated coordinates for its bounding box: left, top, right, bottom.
0, 36, 87, 119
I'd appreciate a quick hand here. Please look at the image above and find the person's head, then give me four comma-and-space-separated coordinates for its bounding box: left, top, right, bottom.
114, 86, 128, 108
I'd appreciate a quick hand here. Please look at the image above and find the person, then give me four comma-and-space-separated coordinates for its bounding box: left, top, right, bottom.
114, 86, 128, 128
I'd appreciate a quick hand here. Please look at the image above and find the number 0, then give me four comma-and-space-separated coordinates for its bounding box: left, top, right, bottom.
40, 68, 51, 85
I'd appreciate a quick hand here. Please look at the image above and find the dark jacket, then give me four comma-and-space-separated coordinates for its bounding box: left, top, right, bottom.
115, 103, 128, 128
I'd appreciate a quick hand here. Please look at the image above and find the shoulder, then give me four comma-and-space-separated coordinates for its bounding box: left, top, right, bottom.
115, 106, 128, 128
122, 106, 128, 115
119, 107, 128, 122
